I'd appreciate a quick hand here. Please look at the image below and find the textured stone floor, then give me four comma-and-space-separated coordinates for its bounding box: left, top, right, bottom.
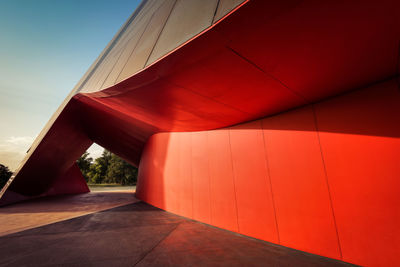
0, 194, 355, 266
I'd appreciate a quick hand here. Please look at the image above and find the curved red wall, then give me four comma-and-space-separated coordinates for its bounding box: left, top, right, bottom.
1, 1, 398, 265
136, 78, 400, 267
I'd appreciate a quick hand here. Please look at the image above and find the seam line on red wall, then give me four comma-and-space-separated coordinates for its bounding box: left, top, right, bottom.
166, 80, 252, 116
177, 135, 182, 215
227, 129, 241, 232
206, 132, 213, 224
226, 46, 310, 104
190, 133, 196, 220
311, 104, 343, 260
260, 119, 281, 244
189, 134, 194, 219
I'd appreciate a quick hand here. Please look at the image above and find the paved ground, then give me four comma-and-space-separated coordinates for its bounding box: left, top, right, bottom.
0, 193, 355, 267
0, 191, 136, 236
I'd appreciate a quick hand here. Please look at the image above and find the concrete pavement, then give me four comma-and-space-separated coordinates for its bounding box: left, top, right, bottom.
0, 192, 355, 266
0, 191, 136, 236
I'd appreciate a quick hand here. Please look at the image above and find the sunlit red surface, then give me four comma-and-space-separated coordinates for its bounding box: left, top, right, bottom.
1, 0, 399, 266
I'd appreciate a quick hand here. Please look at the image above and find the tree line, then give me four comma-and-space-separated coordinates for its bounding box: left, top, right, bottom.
0, 149, 136, 191
77, 150, 138, 185
0, 164, 12, 190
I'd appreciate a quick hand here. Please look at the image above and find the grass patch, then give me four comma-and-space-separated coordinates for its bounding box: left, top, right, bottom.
87, 183, 135, 187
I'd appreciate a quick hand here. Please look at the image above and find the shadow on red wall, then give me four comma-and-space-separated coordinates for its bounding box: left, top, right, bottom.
136, 79, 400, 267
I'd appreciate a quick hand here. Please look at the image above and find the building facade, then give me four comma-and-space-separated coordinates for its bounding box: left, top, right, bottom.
1, 0, 400, 266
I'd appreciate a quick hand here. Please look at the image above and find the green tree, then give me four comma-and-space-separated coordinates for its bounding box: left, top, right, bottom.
87, 150, 112, 184
105, 154, 138, 185
78, 149, 137, 185
0, 164, 13, 190
76, 152, 92, 182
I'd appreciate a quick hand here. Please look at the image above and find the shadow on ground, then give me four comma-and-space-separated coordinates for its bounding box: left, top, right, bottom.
0, 201, 356, 267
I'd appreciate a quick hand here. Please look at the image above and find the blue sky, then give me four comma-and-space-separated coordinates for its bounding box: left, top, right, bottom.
0, 0, 140, 170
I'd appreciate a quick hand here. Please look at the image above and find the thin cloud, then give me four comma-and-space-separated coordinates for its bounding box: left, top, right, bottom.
6, 136, 34, 145
0, 136, 34, 170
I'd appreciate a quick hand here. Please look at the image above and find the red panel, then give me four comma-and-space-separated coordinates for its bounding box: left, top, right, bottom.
6, 98, 93, 197
229, 120, 279, 243
135, 137, 152, 203
314, 79, 400, 266
136, 133, 168, 210
84, 79, 248, 132
136, 80, 400, 266
0, 163, 89, 206
7, 0, 399, 201
4, 1, 400, 266
166, 48, 305, 119
191, 131, 212, 224
162, 133, 180, 214
78, 96, 152, 166
46, 163, 89, 196
177, 133, 193, 219
207, 129, 239, 232
262, 106, 341, 259
217, 0, 400, 102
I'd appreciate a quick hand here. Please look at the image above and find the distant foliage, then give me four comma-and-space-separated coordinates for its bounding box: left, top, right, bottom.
76, 152, 92, 182
87, 150, 111, 184
105, 154, 138, 185
77, 150, 137, 185
0, 164, 13, 190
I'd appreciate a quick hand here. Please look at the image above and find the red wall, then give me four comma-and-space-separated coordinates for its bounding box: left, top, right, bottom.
136, 78, 400, 267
